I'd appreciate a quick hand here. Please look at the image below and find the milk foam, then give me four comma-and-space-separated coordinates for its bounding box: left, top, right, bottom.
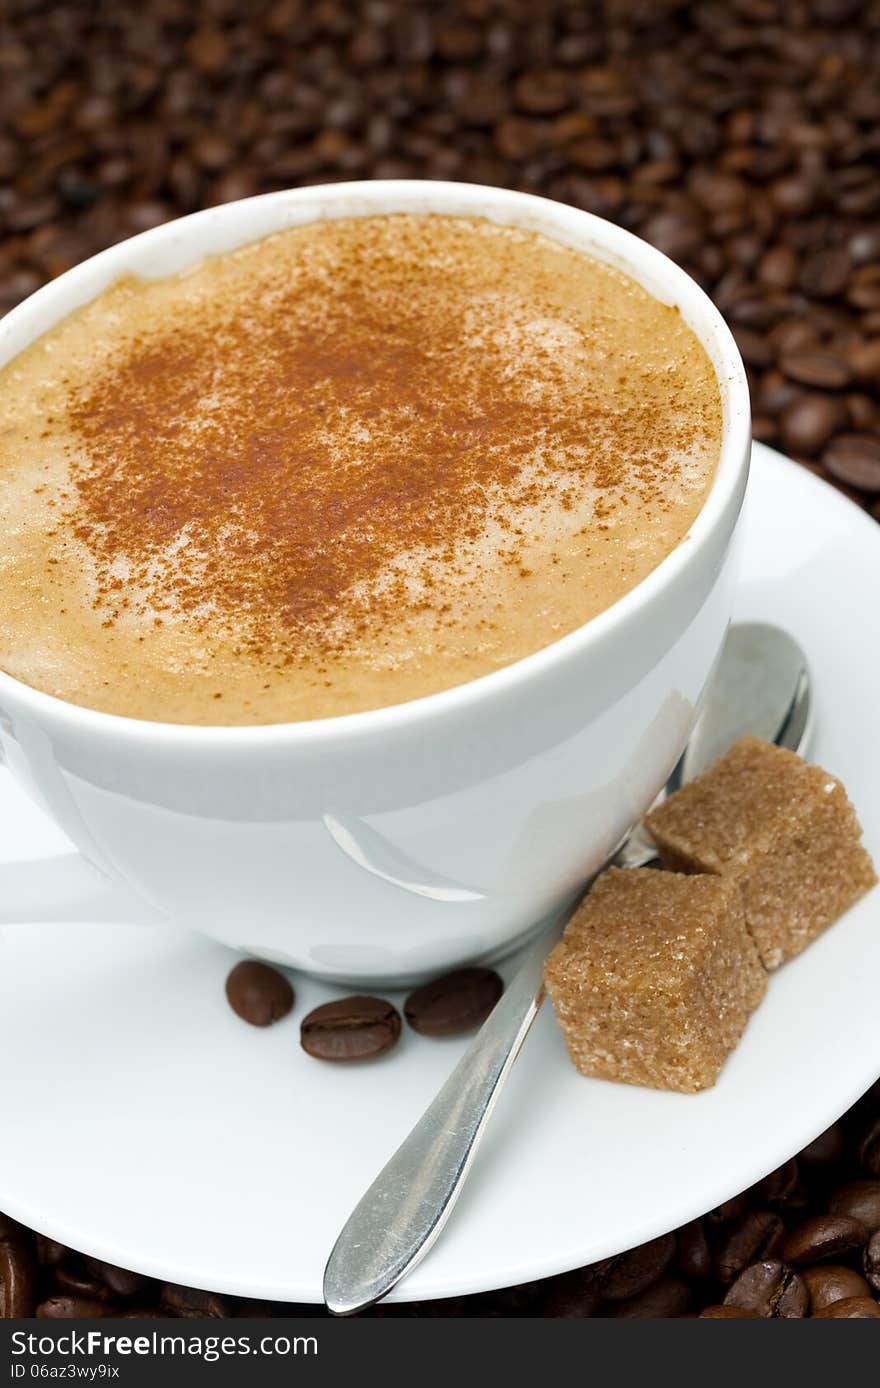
0, 214, 722, 723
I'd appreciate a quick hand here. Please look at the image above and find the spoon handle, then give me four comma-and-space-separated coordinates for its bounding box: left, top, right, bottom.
323, 837, 659, 1314
322, 921, 555, 1316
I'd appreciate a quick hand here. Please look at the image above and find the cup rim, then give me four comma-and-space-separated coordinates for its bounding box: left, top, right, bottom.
0, 180, 750, 747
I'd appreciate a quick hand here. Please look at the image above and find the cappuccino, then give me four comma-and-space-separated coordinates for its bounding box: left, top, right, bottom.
0, 214, 722, 723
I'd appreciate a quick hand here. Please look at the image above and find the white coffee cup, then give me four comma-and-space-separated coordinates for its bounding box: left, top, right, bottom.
0, 181, 750, 984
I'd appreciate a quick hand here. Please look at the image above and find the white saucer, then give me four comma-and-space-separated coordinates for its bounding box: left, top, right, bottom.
1, 442, 878, 1305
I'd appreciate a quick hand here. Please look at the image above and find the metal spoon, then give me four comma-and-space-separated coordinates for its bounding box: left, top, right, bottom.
323, 622, 812, 1315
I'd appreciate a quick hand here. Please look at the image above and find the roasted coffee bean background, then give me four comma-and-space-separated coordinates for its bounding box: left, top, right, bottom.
2, 0, 880, 1319
1, 0, 880, 514
2, 1080, 879, 1316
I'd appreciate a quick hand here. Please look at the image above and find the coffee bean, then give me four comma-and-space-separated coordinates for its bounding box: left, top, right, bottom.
848, 266, 880, 310
780, 393, 847, 455
127, 200, 171, 232
640, 209, 704, 261
846, 393, 879, 431
823, 434, 880, 492
829, 1181, 880, 1232
705, 1193, 749, 1227
0, 1229, 36, 1317
751, 415, 778, 443
770, 175, 816, 216
492, 116, 547, 162
779, 350, 851, 389
185, 28, 229, 75
35, 1235, 67, 1268
756, 368, 800, 414
781, 1214, 868, 1265
849, 228, 880, 265
37, 1296, 113, 1317
632, 158, 680, 188
731, 305, 784, 340
753, 1158, 807, 1212
691, 171, 747, 214
803, 1263, 872, 1312
699, 1305, 760, 1317
853, 1076, 880, 1118
160, 1283, 232, 1317
674, 1220, 712, 1281
814, 1297, 880, 1317
514, 70, 571, 116
482, 1282, 541, 1316
591, 1233, 675, 1301
0, 1211, 25, 1239
0, 267, 41, 314
190, 134, 235, 173
715, 1211, 785, 1284
6, 195, 59, 233
799, 248, 851, 298
731, 325, 772, 369
56, 170, 100, 211
756, 245, 798, 291
55, 1255, 115, 1302
301, 996, 401, 1061
723, 1260, 808, 1318
847, 339, 880, 386
82, 1255, 150, 1300
856, 1116, 880, 1177
556, 32, 602, 65
212, 171, 260, 205
798, 1121, 846, 1171
443, 72, 506, 127
434, 20, 483, 62
230, 1296, 319, 1318
538, 1268, 601, 1317
392, 11, 432, 64
225, 960, 294, 1027
609, 1274, 691, 1318
568, 137, 619, 173
864, 1230, 880, 1294
404, 967, 503, 1037
373, 1294, 470, 1318
769, 319, 821, 356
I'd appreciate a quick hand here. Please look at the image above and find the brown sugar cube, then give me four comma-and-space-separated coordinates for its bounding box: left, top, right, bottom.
544, 868, 766, 1094
645, 736, 877, 969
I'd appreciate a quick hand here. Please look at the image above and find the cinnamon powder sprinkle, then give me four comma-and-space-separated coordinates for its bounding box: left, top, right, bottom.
0, 214, 721, 723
